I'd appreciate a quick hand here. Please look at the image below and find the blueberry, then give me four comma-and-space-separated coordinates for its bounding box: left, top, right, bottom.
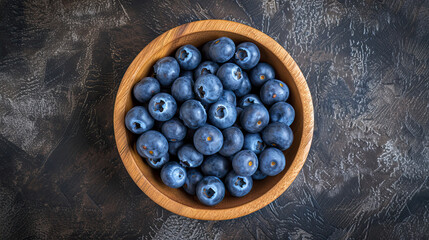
196, 176, 225, 206
234, 42, 260, 69
225, 171, 253, 197
125, 106, 154, 134
209, 37, 235, 63
168, 140, 184, 156
233, 72, 251, 97
261, 122, 293, 150
201, 154, 230, 178
161, 119, 187, 142
240, 104, 269, 133
260, 79, 289, 105
175, 44, 201, 70
180, 70, 194, 79
243, 133, 266, 154
269, 102, 295, 126
133, 77, 161, 103
145, 152, 169, 169
249, 62, 275, 87
194, 61, 219, 79
153, 57, 180, 86
208, 100, 237, 129
232, 150, 258, 176
193, 125, 223, 155
183, 168, 203, 195
160, 161, 186, 188
178, 144, 204, 168
179, 99, 207, 129
259, 147, 286, 176
148, 93, 177, 121
201, 40, 213, 60
171, 76, 194, 102
238, 94, 262, 108
216, 63, 243, 90
194, 74, 223, 104
219, 127, 244, 157
136, 130, 168, 159
220, 90, 237, 106
252, 168, 267, 180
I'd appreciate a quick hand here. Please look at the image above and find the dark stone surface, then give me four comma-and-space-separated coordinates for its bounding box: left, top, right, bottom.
1, 0, 429, 239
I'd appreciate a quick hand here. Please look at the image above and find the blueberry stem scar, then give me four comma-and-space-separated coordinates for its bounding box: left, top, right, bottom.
235, 177, 246, 188
154, 100, 165, 112
198, 86, 205, 98
204, 188, 215, 198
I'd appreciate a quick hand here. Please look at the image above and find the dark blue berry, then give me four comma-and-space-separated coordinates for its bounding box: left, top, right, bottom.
260, 79, 289, 105
252, 168, 267, 180
201, 154, 230, 178
183, 168, 203, 195
196, 176, 225, 206
179, 99, 207, 129
209, 37, 235, 63
225, 171, 253, 197
136, 130, 168, 159
148, 93, 177, 121
178, 144, 204, 168
194, 74, 223, 104
193, 125, 223, 155
269, 102, 295, 126
219, 127, 244, 157
232, 150, 258, 176
133, 77, 160, 103
153, 57, 180, 86
220, 90, 237, 106
261, 122, 293, 150
216, 63, 243, 90
161, 118, 187, 142
259, 147, 286, 176
125, 106, 154, 134
201, 40, 213, 60
171, 76, 194, 102
240, 104, 269, 133
194, 61, 219, 79
249, 62, 275, 87
243, 133, 266, 154
160, 161, 186, 188
208, 100, 237, 129
233, 71, 251, 97
175, 44, 201, 70
234, 42, 260, 69
168, 140, 184, 156
238, 94, 262, 108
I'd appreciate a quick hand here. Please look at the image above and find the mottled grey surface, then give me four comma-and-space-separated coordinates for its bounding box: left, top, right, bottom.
1, 0, 429, 239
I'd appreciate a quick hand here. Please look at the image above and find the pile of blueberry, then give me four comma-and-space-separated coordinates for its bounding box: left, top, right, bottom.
125, 37, 295, 206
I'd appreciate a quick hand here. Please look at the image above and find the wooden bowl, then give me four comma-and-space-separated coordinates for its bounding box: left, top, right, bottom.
114, 20, 314, 220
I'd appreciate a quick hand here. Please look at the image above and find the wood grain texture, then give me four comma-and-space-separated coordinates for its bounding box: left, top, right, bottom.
0, 0, 428, 239
114, 19, 314, 220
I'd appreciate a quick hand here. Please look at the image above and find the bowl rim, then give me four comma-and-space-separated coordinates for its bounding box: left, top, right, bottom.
113, 19, 314, 220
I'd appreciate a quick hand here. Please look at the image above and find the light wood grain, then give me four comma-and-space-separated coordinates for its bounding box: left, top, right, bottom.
113, 19, 314, 220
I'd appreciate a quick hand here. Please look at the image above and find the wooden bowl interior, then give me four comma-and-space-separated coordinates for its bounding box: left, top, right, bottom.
122, 30, 304, 210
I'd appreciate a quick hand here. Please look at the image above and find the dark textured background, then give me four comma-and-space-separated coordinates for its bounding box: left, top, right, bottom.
1, 0, 429, 239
